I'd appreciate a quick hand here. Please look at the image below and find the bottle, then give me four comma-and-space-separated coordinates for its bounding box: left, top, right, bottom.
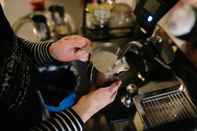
13, 0, 51, 41
85, 0, 114, 29
83, 0, 114, 40
109, 2, 136, 37
48, 4, 74, 39
31, 14, 51, 41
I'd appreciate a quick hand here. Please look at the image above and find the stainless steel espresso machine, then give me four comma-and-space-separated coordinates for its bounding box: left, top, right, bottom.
86, 0, 197, 131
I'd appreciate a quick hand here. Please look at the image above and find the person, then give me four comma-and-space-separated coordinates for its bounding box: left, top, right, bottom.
164, 0, 197, 68
0, 2, 122, 131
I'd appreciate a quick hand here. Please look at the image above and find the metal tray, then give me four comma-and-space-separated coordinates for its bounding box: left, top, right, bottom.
133, 80, 197, 130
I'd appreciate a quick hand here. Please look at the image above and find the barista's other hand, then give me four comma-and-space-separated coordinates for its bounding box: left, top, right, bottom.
72, 80, 122, 123
49, 35, 92, 62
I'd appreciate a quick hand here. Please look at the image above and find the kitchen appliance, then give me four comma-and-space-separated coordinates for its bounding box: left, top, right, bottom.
133, 80, 197, 130
134, 0, 178, 35
82, 0, 136, 40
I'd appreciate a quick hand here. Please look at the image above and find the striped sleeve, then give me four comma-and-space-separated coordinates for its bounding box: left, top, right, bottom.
17, 37, 56, 66
31, 108, 84, 131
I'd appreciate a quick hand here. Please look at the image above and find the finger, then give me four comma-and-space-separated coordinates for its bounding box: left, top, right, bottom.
111, 80, 122, 91
72, 40, 91, 48
66, 39, 88, 48
75, 50, 90, 61
78, 53, 90, 62
107, 80, 122, 93
76, 49, 89, 56
63, 36, 92, 48
63, 35, 82, 40
67, 35, 84, 39
111, 90, 118, 101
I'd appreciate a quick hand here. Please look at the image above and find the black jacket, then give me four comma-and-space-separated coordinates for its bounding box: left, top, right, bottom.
0, 4, 84, 131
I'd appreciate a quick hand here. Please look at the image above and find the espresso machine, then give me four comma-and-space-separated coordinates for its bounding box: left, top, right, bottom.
88, 0, 197, 131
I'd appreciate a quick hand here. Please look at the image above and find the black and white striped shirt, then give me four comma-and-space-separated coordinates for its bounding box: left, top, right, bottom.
0, 4, 84, 131
19, 38, 84, 131
31, 109, 83, 131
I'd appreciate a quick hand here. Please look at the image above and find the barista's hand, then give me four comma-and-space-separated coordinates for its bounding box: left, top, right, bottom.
72, 80, 122, 123
49, 35, 92, 62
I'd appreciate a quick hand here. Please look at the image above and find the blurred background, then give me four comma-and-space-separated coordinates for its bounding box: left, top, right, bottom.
1, 0, 83, 40
2, 0, 82, 28
2, 1, 197, 131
